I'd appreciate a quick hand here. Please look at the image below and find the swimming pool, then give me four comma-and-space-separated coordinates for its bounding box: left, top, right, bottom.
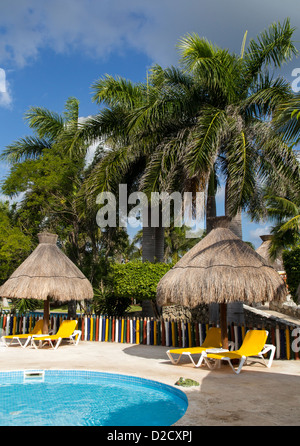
0, 370, 188, 426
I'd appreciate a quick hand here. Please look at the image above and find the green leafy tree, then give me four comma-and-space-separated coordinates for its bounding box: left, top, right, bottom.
0, 201, 32, 285
1, 98, 134, 317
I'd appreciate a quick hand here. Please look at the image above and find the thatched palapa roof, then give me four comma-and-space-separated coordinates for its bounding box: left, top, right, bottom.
0, 232, 93, 301
156, 217, 287, 307
255, 235, 285, 272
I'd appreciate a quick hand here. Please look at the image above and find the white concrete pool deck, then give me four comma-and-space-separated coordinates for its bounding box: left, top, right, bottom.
1, 340, 300, 426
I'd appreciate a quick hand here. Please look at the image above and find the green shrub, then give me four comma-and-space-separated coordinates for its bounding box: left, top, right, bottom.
10, 298, 43, 314
108, 261, 173, 302
91, 285, 131, 317
282, 245, 300, 302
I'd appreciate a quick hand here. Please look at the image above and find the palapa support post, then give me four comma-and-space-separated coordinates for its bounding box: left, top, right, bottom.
43, 296, 50, 334
220, 302, 228, 350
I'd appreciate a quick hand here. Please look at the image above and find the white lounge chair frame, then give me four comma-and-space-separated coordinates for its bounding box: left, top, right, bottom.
202, 343, 276, 374
1, 335, 31, 348
32, 329, 82, 350
0, 332, 52, 348
167, 341, 235, 367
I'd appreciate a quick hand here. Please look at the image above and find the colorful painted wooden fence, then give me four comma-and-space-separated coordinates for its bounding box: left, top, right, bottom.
0, 312, 299, 361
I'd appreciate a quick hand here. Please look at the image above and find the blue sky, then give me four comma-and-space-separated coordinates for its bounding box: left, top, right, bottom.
0, 0, 299, 248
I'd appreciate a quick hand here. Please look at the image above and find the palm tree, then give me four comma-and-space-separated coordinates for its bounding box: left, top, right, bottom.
68, 65, 216, 266
258, 171, 300, 257
1, 97, 87, 162
268, 195, 300, 253
1, 97, 88, 254
69, 19, 298, 325
1, 98, 92, 317
133, 224, 202, 263
64, 20, 299, 272
167, 19, 299, 235
132, 21, 299, 239
71, 74, 177, 263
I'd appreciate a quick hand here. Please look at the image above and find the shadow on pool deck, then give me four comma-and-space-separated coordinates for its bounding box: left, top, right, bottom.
0, 341, 299, 426
122, 344, 300, 425
178, 366, 300, 426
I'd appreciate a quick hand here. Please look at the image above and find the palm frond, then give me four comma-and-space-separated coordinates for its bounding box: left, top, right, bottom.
225, 130, 256, 215
178, 34, 219, 71
278, 214, 300, 233
245, 74, 292, 118
91, 74, 145, 109
140, 132, 187, 195
63, 97, 80, 123
273, 93, 300, 142
184, 106, 227, 176
83, 144, 140, 197
1, 136, 52, 163
254, 122, 300, 190
178, 33, 242, 103
244, 18, 298, 83
25, 107, 64, 140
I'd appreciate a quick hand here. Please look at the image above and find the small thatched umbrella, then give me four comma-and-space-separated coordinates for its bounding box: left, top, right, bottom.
256, 234, 285, 273
0, 232, 93, 333
156, 217, 287, 348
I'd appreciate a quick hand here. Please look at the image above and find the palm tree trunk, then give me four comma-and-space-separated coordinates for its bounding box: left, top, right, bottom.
142, 204, 165, 262
142, 226, 156, 261
142, 203, 156, 263
206, 169, 217, 233
224, 180, 244, 325
142, 204, 164, 318
206, 169, 220, 327
228, 211, 243, 239
224, 180, 243, 239
155, 203, 165, 262
68, 225, 80, 319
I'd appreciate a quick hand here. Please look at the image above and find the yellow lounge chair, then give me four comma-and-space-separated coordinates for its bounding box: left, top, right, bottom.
202, 329, 276, 374
31, 320, 81, 350
167, 327, 222, 367
1, 319, 44, 348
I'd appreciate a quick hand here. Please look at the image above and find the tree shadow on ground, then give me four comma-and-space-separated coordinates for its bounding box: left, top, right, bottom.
123, 343, 300, 425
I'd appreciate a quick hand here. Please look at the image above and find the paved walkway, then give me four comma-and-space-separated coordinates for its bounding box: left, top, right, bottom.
1, 340, 300, 426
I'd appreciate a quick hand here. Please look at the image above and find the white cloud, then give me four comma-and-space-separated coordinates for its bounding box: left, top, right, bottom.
0, 80, 13, 108
249, 225, 273, 246
0, 0, 299, 69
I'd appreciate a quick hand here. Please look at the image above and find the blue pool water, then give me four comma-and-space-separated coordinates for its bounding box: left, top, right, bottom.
0, 370, 188, 426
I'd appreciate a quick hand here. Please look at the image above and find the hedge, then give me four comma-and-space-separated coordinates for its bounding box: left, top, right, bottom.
109, 261, 173, 301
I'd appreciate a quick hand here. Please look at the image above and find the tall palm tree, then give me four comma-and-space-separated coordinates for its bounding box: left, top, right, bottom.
72, 73, 186, 262
69, 65, 217, 263
66, 20, 299, 269
166, 19, 299, 235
